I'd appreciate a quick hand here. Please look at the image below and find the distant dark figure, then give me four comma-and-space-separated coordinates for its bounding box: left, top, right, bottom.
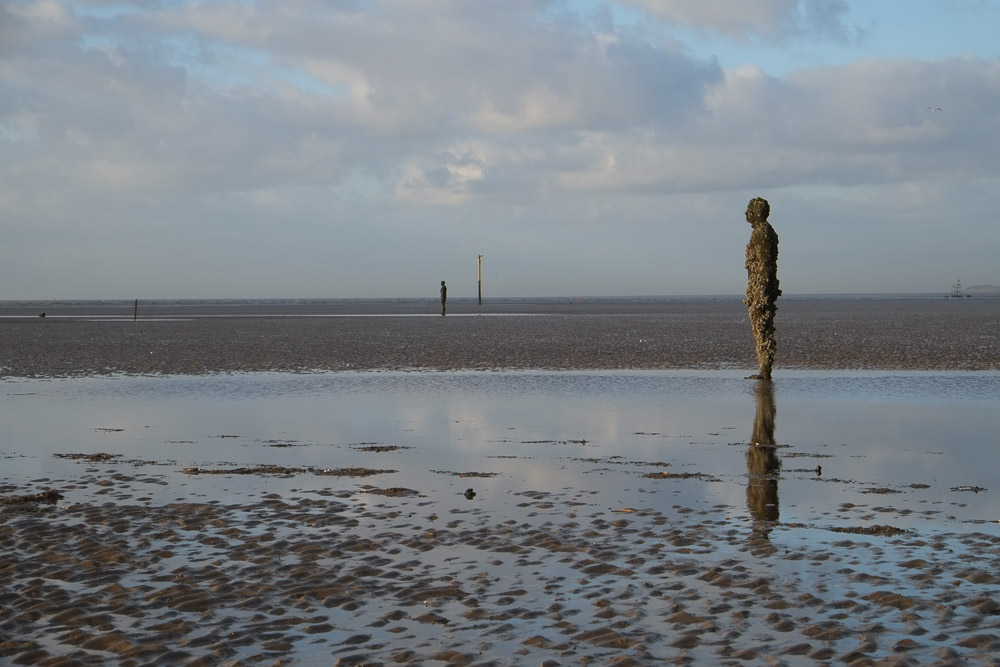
39, 312, 46, 318
440, 280, 447, 316
744, 197, 781, 380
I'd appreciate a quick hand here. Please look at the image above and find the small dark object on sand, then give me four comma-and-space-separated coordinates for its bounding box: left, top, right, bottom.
830, 524, 910, 537
464, 488, 476, 500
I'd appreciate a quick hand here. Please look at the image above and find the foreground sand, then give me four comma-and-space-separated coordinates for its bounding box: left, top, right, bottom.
3, 476, 1000, 666
2, 297, 999, 665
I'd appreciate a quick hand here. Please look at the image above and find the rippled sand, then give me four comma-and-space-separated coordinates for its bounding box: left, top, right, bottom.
4, 482, 1000, 665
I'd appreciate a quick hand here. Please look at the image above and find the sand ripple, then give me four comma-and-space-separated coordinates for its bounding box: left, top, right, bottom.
3, 491, 1000, 664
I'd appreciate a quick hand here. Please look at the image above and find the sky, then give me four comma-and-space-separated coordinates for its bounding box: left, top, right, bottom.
2, 0, 999, 299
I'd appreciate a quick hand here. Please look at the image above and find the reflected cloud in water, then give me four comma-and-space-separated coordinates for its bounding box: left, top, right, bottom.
1, 371, 998, 535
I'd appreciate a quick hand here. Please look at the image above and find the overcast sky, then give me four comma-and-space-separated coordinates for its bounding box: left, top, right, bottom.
2, 0, 999, 299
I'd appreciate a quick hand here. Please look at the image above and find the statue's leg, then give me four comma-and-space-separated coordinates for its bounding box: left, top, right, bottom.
748, 310, 767, 379
747, 304, 776, 379
757, 311, 776, 379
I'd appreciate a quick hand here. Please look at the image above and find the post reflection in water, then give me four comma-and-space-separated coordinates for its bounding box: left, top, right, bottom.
747, 380, 780, 530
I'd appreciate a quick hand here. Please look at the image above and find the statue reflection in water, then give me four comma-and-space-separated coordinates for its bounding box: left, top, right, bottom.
747, 380, 781, 535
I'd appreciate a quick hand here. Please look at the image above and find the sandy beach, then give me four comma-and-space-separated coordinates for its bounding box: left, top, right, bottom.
2, 296, 998, 376
2, 297, 999, 665
4, 474, 999, 666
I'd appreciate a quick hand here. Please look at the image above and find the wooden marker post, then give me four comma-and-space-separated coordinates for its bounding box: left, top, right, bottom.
133, 299, 138, 321
477, 254, 483, 305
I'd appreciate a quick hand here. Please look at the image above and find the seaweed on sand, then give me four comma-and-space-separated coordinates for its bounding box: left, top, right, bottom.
1, 489, 63, 505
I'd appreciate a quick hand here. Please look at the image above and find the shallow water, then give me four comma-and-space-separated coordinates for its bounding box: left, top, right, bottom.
3, 370, 998, 534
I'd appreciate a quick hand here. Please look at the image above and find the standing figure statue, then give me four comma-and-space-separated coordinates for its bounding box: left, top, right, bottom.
744, 197, 781, 380
440, 280, 447, 317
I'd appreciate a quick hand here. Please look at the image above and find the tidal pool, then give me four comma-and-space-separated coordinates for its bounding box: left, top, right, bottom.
3, 370, 998, 533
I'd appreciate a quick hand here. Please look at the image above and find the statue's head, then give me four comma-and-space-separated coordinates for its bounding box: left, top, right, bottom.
746, 197, 770, 225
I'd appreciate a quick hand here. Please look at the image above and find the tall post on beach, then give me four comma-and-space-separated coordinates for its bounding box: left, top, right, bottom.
133, 299, 138, 322
478, 254, 484, 305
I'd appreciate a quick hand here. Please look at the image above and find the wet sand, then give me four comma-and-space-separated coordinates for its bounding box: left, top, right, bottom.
4, 484, 1000, 666
2, 297, 1000, 665
2, 296, 998, 376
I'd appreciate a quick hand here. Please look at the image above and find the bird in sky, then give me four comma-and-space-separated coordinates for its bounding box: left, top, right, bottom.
927, 106, 942, 112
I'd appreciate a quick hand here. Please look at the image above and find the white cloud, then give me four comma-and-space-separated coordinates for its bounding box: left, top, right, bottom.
619, 0, 864, 43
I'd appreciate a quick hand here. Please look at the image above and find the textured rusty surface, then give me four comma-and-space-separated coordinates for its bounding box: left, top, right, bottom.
744, 197, 781, 379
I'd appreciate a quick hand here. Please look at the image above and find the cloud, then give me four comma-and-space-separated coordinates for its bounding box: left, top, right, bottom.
564, 56, 1000, 193
3, 1, 997, 206
618, 0, 866, 44
2, 0, 724, 202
